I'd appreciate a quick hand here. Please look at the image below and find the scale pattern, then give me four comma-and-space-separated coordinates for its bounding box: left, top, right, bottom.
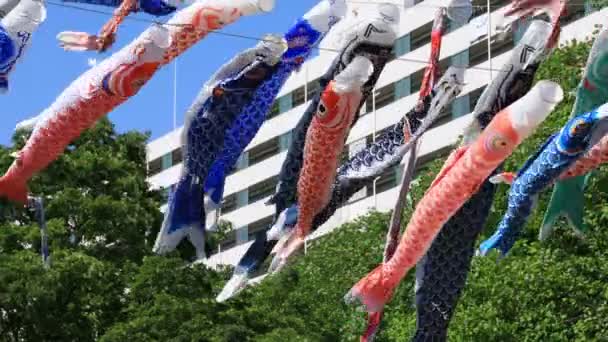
347, 101, 532, 313
412, 21, 550, 341
269, 39, 394, 219
480, 107, 608, 255
0, 2, 248, 204
204, 19, 322, 204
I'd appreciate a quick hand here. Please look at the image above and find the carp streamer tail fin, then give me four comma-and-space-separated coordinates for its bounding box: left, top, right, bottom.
153, 175, 206, 258
540, 174, 589, 240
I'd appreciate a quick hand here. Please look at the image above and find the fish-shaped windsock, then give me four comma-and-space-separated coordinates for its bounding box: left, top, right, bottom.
154, 37, 287, 260
345, 80, 563, 314
540, 28, 608, 240
0, 0, 271, 206
153, 0, 346, 259
267, 3, 398, 221
268, 55, 375, 273
361, 3, 468, 338
217, 33, 461, 304
57, 0, 265, 52
413, 19, 558, 342
216, 66, 464, 302
203, 0, 347, 232
0, 0, 45, 93
479, 104, 608, 257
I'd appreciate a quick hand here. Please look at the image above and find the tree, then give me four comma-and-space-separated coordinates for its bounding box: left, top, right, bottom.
0, 118, 163, 340
3, 37, 608, 341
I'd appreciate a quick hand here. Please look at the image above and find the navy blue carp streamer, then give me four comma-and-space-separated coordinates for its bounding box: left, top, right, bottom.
153, 0, 346, 260
203, 0, 348, 231
0, 0, 45, 93
412, 19, 557, 342
217, 3, 400, 302
478, 104, 608, 257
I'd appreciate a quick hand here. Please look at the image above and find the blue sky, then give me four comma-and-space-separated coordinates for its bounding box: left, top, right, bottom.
1, 0, 320, 145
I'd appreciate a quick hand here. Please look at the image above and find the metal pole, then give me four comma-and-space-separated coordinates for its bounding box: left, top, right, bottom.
173, 57, 178, 130
372, 89, 378, 208
304, 64, 309, 102
487, 0, 492, 80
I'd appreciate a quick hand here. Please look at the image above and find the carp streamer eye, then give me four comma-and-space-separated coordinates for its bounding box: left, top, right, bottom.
569, 119, 589, 136
485, 133, 509, 153
317, 102, 328, 119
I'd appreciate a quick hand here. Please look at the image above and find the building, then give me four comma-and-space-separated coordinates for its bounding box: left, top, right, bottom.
146, 0, 607, 268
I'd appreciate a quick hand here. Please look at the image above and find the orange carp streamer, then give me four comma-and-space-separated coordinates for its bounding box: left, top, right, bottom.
345, 81, 563, 313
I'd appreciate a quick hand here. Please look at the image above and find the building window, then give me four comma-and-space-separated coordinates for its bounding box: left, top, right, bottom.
278, 93, 293, 114
366, 83, 395, 112
221, 193, 237, 214
410, 21, 433, 51
236, 226, 249, 244
410, 69, 425, 94
470, 0, 510, 21
171, 148, 183, 166
148, 158, 162, 176
451, 49, 469, 68
561, 0, 589, 24
394, 77, 411, 100
292, 86, 306, 107
452, 94, 471, 119
248, 137, 280, 166
236, 189, 248, 208
161, 153, 172, 170
469, 86, 487, 111
469, 41, 488, 67
247, 215, 274, 241
469, 31, 515, 67
492, 36, 515, 57
367, 166, 397, 195
394, 34, 411, 57
267, 101, 280, 119
279, 131, 293, 151
306, 79, 321, 101
160, 187, 171, 203
235, 152, 248, 171
248, 176, 278, 204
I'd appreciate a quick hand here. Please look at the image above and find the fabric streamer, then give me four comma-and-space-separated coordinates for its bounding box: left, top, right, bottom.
55, 0, 248, 52
540, 28, 608, 240
217, 2, 400, 301
0, 0, 272, 205
360, 3, 468, 339
267, 3, 402, 274
153, 0, 346, 260
412, 18, 560, 342
479, 103, 608, 257
0, 0, 45, 93
345, 79, 563, 314
154, 37, 287, 260
267, 3, 399, 222
217, 6, 471, 302
202, 0, 347, 232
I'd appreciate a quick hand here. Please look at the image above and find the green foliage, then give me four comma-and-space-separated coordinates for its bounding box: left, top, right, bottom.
3, 39, 608, 341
